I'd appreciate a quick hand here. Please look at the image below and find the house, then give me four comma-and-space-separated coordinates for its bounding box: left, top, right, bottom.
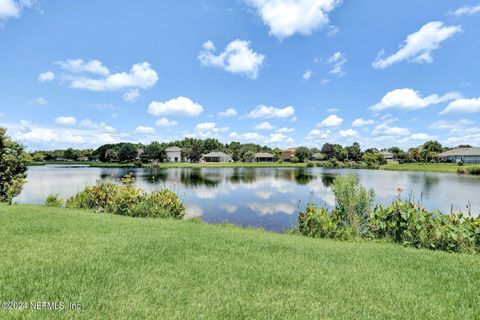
202, 151, 232, 163
379, 151, 394, 160
255, 152, 274, 162
78, 156, 90, 162
311, 153, 324, 161
281, 148, 297, 161
166, 146, 182, 162
437, 148, 480, 164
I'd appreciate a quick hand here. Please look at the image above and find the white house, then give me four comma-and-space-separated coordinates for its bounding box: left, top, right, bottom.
379, 151, 394, 160
437, 148, 480, 164
166, 146, 182, 162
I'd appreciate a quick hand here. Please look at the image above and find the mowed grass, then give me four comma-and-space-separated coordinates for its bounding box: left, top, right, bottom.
1, 205, 479, 319
381, 162, 478, 173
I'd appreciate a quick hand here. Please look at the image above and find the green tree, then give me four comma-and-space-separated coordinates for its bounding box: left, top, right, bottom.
242, 150, 255, 163
140, 142, 166, 162
0, 128, 30, 204
294, 146, 311, 163
117, 144, 138, 162
32, 152, 46, 161
346, 142, 362, 162
184, 140, 203, 163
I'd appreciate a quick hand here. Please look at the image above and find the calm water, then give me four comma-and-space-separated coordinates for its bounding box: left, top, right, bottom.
14, 165, 480, 232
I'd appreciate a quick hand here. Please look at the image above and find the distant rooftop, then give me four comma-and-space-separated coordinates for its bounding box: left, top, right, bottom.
255, 152, 273, 158
203, 151, 231, 157
437, 147, 480, 157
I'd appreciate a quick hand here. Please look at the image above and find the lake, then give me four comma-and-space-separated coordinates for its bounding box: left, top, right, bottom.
14, 165, 480, 232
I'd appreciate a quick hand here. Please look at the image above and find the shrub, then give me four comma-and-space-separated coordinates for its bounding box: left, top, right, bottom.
66, 181, 185, 219
332, 174, 375, 237
457, 168, 468, 175
306, 162, 314, 168
466, 167, 480, 175
45, 194, 64, 207
290, 156, 299, 163
133, 159, 143, 168
298, 203, 336, 238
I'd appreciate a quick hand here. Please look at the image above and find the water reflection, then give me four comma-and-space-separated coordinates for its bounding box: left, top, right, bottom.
15, 165, 480, 232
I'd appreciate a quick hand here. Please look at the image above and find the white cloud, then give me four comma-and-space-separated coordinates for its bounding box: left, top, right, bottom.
338, 128, 359, 138
248, 202, 296, 215
326, 107, 339, 113
123, 88, 140, 102
134, 126, 156, 135
195, 122, 228, 133
254, 121, 274, 130
229, 131, 264, 141
57, 59, 110, 76
276, 127, 294, 133
148, 96, 204, 117
440, 98, 480, 114
306, 129, 331, 140
327, 51, 347, 76
68, 62, 158, 91
370, 88, 460, 111
38, 71, 55, 82
303, 69, 313, 80
318, 114, 343, 127
218, 108, 238, 117
29, 97, 47, 106
55, 116, 77, 126
372, 122, 410, 137
429, 119, 473, 130
0, 0, 35, 24
198, 39, 265, 79
246, 0, 342, 40
450, 5, 480, 17
247, 104, 295, 119
372, 21, 462, 69
79, 119, 115, 132
352, 118, 374, 127
266, 133, 294, 144
155, 117, 178, 127
410, 133, 433, 140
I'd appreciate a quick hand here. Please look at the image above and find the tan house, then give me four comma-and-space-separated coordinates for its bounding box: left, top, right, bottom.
203, 151, 232, 163
255, 152, 274, 162
281, 148, 297, 161
166, 146, 182, 162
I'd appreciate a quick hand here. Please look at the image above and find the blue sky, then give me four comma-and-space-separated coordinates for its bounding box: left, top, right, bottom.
1, 0, 480, 150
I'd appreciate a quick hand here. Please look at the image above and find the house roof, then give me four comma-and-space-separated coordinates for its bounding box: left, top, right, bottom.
165, 146, 182, 152
283, 148, 297, 153
312, 153, 323, 158
203, 151, 231, 157
437, 147, 480, 157
255, 152, 273, 158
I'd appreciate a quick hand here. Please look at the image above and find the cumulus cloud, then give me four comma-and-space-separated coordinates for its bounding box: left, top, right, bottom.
195, 122, 228, 133
247, 104, 295, 119
229, 131, 264, 141
370, 88, 460, 112
148, 96, 204, 117
79, 119, 115, 132
303, 69, 313, 80
429, 119, 474, 130
372, 121, 410, 137
372, 21, 461, 69
338, 128, 359, 138
218, 108, 238, 117
276, 127, 294, 133
410, 133, 433, 140
318, 114, 343, 127
55, 116, 77, 126
306, 129, 331, 140
66, 61, 158, 91
123, 89, 140, 102
134, 126, 156, 135
198, 39, 265, 79
57, 59, 110, 76
352, 118, 374, 127
450, 5, 480, 16
327, 51, 347, 76
155, 117, 178, 127
38, 71, 55, 82
254, 121, 274, 130
440, 97, 480, 114
266, 132, 294, 144
245, 0, 342, 40
0, 0, 35, 25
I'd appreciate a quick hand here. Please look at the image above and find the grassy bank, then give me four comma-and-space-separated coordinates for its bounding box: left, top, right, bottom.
29, 161, 308, 168
1, 205, 479, 319
380, 162, 479, 174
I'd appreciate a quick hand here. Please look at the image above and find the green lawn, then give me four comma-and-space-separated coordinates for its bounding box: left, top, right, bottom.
380, 162, 477, 173
1, 205, 479, 319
